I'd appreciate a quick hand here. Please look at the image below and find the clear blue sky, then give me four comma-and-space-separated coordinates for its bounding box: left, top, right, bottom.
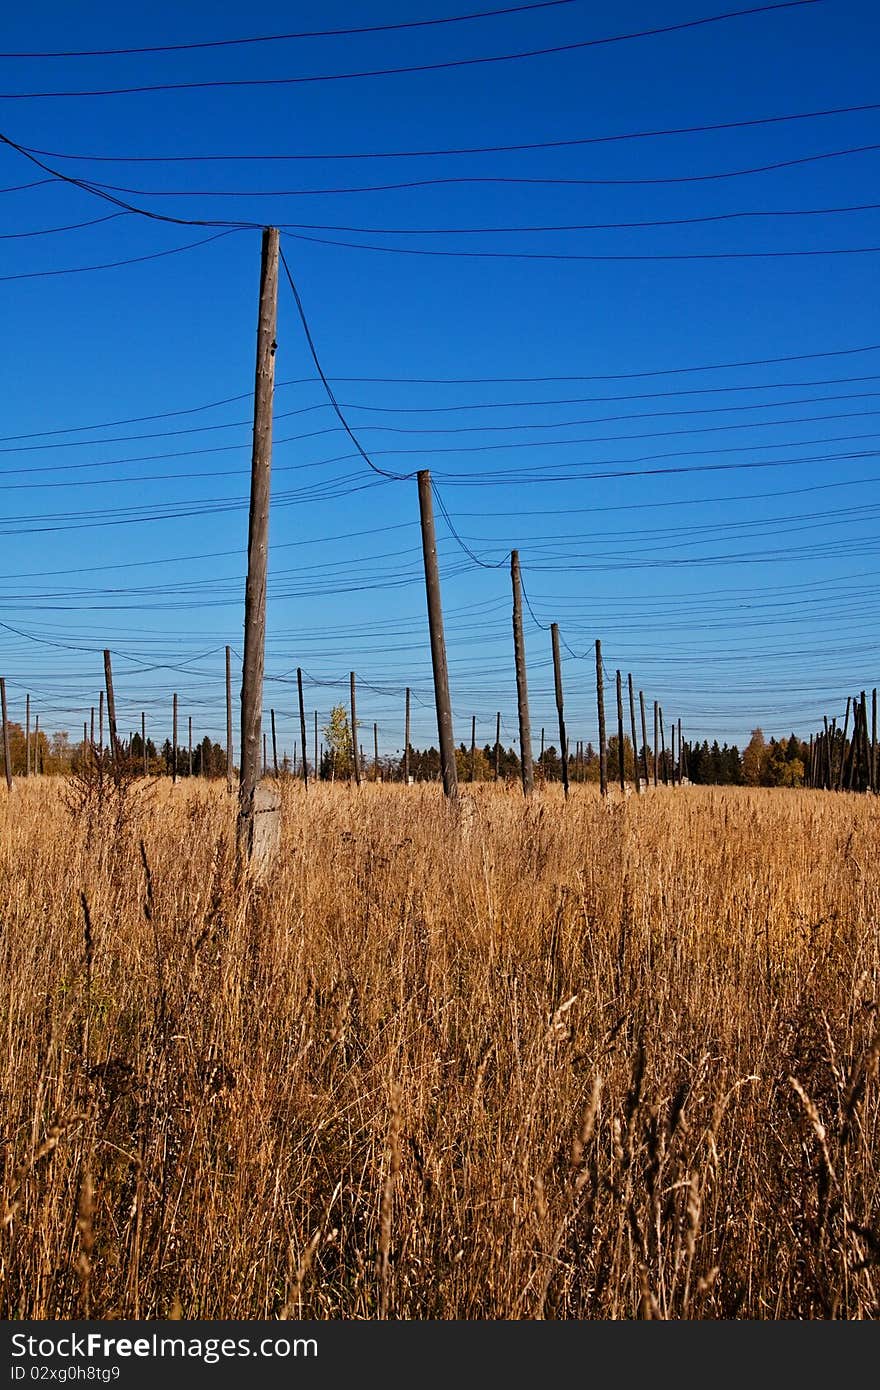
1, 0, 878, 762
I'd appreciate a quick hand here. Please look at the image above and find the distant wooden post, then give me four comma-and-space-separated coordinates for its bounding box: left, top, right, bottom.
90, 705, 95, 751
225, 645, 234, 794
270, 708, 278, 776
872, 688, 878, 793
314, 709, 318, 782
417, 470, 458, 801
188, 715, 193, 777
639, 689, 650, 788
1, 678, 11, 790
297, 670, 308, 787
539, 727, 545, 767
237, 226, 279, 864
494, 710, 501, 782
837, 698, 851, 791
510, 550, 534, 799
859, 690, 870, 792
677, 718, 683, 786
596, 640, 607, 796
404, 687, 411, 785
25, 693, 30, 777
142, 711, 147, 776
103, 650, 120, 769
628, 674, 641, 795
653, 702, 659, 786
616, 670, 625, 793
550, 623, 569, 799
350, 672, 361, 786
99, 690, 104, 757
172, 692, 178, 784
659, 707, 668, 785
470, 715, 477, 783
822, 715, 832, 789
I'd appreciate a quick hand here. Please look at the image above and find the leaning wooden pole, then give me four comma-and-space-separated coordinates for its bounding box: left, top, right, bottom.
297, 670, 308, 788
596, 640, 607, 797
417, 470, 458, 800
225, 645, 234, 794
550, 622, 569, 799
350, 672, 361, 786
510, 550, 534, 798
237, 227, 279, 862
103, 649, 120, 769
872, 687, 878, 793
1, 678, 11, 791
616, 670, 626, 793
494, 710, 501, 782
639, 689, 650, 788
628, 674, 641, 794
188, 715, 193, 778
404, 687, 411, 785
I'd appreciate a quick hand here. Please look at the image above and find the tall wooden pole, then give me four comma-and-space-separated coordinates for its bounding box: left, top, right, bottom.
350, 671, 360, 786
539, 727, 545, 766
270, 708, 279, 776
172, 692, 178, 784
550, 622, 569, 799
494, 710, 501, 782
404, 687, 411, 785
225, 645, 234, 794
639, 689, 650, 788
417, 470, 458, 800
25, 693, 30, 777
1, 678, 11, 790
596, 639, 607, 796
859, 690, 870, 792
653, 701, 659, 786
142, 711, 147, 776
297, 670, 308, 787
99, 690, 104, 757
103, 649, 119, 769
628, 674, 641, 795
470, 715, 477, 783
616, 670, 626, 793
510, 549, 534, 799
238, 226, 279, 861
872, 687, 878, 793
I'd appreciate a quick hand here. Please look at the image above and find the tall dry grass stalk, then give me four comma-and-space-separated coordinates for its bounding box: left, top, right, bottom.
1, 778, 878, 1318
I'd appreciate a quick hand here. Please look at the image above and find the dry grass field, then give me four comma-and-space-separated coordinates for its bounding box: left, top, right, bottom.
1, 775, 878, 1319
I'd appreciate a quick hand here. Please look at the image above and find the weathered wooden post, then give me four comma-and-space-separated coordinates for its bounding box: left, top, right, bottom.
494, 711, 501, 782
616, 670, 626, 793
510, 550, 534, 798
172, 693, 178, 784
639, 689, 650, 788
417, 471, 458, 800
296, 671, 308, 787
550, 622, 569, 799
25, 693, 30, 778
350, 672, 361, 786
470, 715, 477, 783
596, 640, 607, 797
237, 226, 279, 866
103, 650, 120, 769
404, 687, 411, 785
1, 678, 11, 790
628, 674, 641, 795
659, 707, 668, 785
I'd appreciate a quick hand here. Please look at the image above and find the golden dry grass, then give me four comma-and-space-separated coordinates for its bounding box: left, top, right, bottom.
1, 776, 878, 1319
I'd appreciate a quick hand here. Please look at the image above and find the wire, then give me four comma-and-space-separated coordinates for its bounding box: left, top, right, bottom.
285, 228, 880, 261
278, 244, 410, 483
20, 100, 880, 163
272, 202, 880, 234
0, 211, 130, 239
0, 3, 579, 57
0, 227, 239, 280
0, 5, 821, 100
79, 142, 880, 194
432, 484, 510, 569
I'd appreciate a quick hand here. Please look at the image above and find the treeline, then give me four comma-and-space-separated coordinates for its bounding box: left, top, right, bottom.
0, 719, 816, 789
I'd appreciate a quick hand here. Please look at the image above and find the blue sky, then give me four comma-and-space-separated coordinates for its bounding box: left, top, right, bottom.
1, 0, 878, 763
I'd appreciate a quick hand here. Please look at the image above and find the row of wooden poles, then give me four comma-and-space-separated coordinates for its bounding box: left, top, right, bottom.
806, 689, 879, 793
